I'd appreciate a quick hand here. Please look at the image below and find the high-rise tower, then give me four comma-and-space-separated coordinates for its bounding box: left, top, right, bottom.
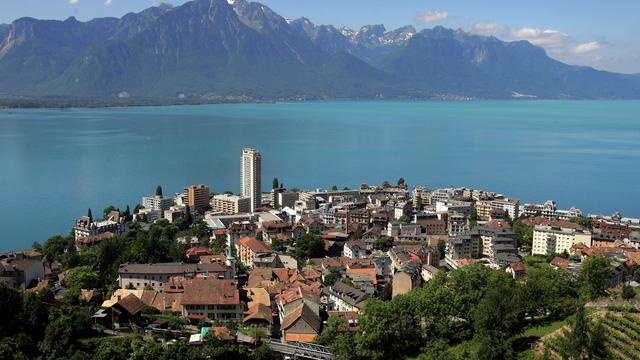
240, 148, 261, 212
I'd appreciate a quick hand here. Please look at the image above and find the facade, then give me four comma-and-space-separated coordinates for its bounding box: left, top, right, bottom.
118, 262, 231, 292
236, 236, 272, 268
211, 194, 251, 214
186, 184, 210, 213
240, 148, 262, 212
447, 226, 519, 265
142, 195, 173, 213
74, 213, 125, 240
0, 258, 44, 289
181, 279, 243, 322
532, 225, 592, 256
476, 198, 520, 220
325, 282, 369, 313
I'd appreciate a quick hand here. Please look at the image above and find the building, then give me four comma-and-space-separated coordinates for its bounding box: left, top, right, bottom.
446, 226, 519, 266
447, 212, 467, 236
236, 236, 272, 268
0, 257, 44, 289
118, 262, 231, 292
532, 225, 592, 256
181, 279, 243, 322
211, 194, 251, 214
74, 210, 125, 240
324, 282, 369, 313
186, 184, 210, 213
241, 148, 262, 212
281, 303, 322, 343
475, 198, 520, 220
142, 195, 173, 213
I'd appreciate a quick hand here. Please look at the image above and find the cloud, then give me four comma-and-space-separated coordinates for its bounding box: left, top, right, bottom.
69, 0, 80, 4
571, 41, 608, 54
416, 11, 449, 24
472, 22, 508, 37
471, 21, 608, 58
104, 0, 113, 4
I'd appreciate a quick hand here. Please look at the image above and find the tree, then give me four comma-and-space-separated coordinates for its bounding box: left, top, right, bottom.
272, 178, 279, 190
31, 241, 43, 253
520, 266, 578, 320
317, 316, 357, 360
65, 266, 99, 291
294, 234, 325, 260
373, 235, 394, 251
155, 185, 163, 196
470, 208, 479, 228
512, 219, 533, 248
579, 255, 611, 300
555, 304, 608, 359
291, 187, 300, 192
87, 208, 93, 222
323, 268, 343, 287
43, 235, 73, 265
437, 240, 446, 259
622, 283, 636, 300
570, 216, 592, 229
398, 215, 411, 224
103, 205, 116, 218
473, 278, 524, 360
397, 177, 405, 187
331, 185, 338, 191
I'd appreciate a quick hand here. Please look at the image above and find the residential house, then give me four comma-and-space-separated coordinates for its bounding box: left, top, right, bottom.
181, 279, 243, 322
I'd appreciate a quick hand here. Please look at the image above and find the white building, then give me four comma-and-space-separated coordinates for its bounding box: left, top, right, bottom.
142, 195, 173, 213
241, 148, 262, 212
532, 225, 592, 255
211, 194, 251, 214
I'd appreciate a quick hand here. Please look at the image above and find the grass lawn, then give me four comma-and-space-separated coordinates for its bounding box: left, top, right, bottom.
521, 319, 567, 338
238, 326, 270, 339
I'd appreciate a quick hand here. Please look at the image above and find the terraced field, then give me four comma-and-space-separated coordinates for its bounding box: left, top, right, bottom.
544, 311, 640, 360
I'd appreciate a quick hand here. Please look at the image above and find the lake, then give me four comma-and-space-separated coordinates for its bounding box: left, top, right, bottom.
1, 100, 639, 251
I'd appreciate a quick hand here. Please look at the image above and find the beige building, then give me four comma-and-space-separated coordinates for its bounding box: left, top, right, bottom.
186, 184, 210, 213
240, 148, 262, 212
211, 194, 251, 214
181, 279, 244, 322
532, 225, 592, 255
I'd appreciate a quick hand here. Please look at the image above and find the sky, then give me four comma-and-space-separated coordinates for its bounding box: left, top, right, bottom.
2, 0, 639, 74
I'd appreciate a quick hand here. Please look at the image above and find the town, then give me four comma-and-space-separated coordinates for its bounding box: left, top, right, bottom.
2, 147, 640, 360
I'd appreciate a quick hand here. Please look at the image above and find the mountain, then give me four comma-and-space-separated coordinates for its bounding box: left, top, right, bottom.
0, 0, 639, 100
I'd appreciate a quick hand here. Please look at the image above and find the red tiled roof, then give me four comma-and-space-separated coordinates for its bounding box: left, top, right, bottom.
181, 278, 240, 306
237, 237, 271, 253
510, 262, 525, 272
550, 257, 570, 269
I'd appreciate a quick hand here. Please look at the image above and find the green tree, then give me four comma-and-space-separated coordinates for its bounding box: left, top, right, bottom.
331, 185, 338, 191
317, 316, 357, 360
512, 219, 534, 248
65, 265, 99, 290
520, 266, 578, 320
43, 234, 73, 265
554, 304, 608, 359
355, 299, 421, 360
294, 234, 325, 260
570, 216, 592, 229
373, 235, 394, 251
622, 283, 636, 299
323, 268, 343, 286
32, 241, 43, 253
155, 185, 163, 196
579, 255, 611, 300
473, 277, 524, 360
272, 177, 279, 190
398, 215, 411, 224
397, 177, 405, 187
103, 205, 116, 218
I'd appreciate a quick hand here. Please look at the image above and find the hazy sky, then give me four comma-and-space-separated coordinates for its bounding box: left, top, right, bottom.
2, 0, 639, 74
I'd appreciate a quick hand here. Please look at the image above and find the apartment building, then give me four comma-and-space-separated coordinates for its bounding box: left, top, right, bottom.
211, 194, 251, 214
532, 225, 592, 255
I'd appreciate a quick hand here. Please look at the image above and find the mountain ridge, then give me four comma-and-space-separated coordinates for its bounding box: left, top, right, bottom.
1, 0, 639, 100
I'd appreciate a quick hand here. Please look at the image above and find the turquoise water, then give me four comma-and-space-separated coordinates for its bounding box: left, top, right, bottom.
0, 100, 639, 251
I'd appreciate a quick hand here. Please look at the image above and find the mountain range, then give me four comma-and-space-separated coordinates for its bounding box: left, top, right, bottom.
1, 0, 639, 100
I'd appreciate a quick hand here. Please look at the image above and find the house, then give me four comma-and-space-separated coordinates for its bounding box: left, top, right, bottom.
186, 246, 214, 261
392, 261, 421, 297
181, 279, 244, 322
506, 262, 526, 279
118, 262, 231, 291
421, 265, 440, 282
281, 303, 322, 343
550, 257, 571, 270
110, 293, 147, 330
343, 240, 369, 259
236, 236, 272, 268
0, 257, 45, 289
324, 282, 369, 313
